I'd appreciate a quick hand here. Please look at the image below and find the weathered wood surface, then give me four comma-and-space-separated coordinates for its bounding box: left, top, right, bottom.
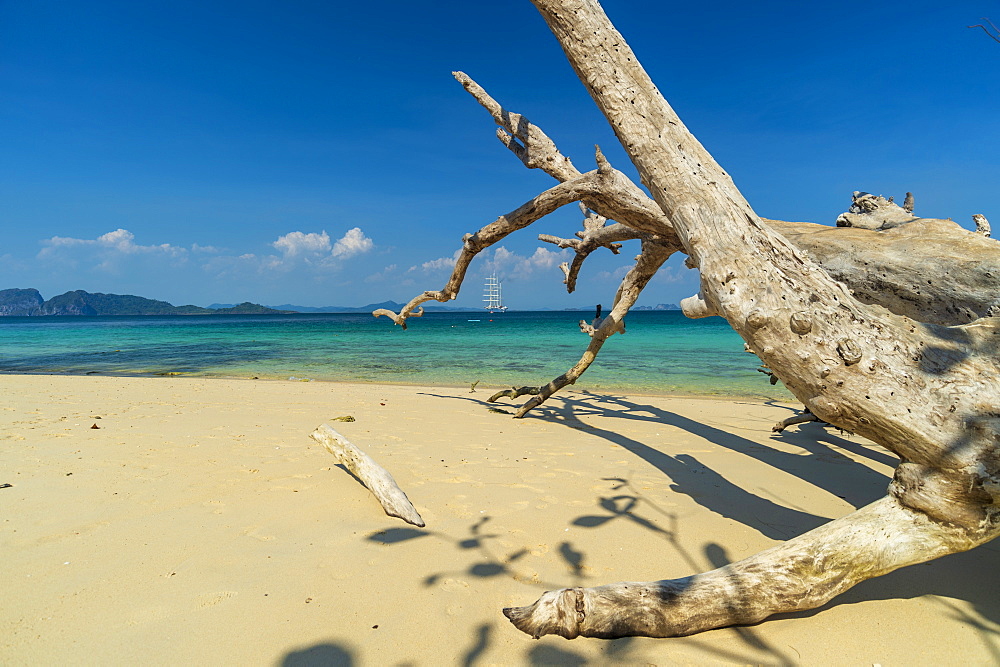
767, 217, 1000, 324
369, 0, 1000, 641
310, 424, 425, 527
499, 0, 1000, 639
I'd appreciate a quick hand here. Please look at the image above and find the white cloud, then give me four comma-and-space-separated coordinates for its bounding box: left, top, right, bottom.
331, 227, 374, 258
258, 227, 374, 273
523, 246, 568, 271
593, 259, 694, 285
485, 245, 572, 277
650, 263, 693, 284
273, 231, 331, 257
40, 228, 186, 259
270, 228, 373, 262
97, 229, 137, 252
37, 229, 190, 279
29, 227, 380, 299
410, 248, 461, 273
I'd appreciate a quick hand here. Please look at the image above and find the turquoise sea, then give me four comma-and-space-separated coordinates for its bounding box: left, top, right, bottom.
0, 311, 789, 400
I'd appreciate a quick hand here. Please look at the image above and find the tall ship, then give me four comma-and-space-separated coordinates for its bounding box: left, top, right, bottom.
483, 273, 508, 313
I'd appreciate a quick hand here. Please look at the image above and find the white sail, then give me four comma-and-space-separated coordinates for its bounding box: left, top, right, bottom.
483, 273, 507, 312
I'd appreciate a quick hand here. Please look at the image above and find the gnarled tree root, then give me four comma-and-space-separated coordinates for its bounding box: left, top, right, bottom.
503, 496, 994, 639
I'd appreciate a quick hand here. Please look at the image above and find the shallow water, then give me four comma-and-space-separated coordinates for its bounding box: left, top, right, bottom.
0, 311, 789, 399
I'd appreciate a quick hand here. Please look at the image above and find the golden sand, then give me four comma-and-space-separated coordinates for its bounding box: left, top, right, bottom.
2, 375, 998, 664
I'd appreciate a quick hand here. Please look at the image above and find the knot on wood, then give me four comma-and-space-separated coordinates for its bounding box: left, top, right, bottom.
573, 586, 586, 627
809, 395, 841, 419
836, 338, 862, 365
746, 308, 768, 329
789, 311, 812, 335
890, 462, 994, 529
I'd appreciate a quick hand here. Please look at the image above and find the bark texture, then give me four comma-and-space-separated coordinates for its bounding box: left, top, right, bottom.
498, 0, 1000, 639
370, 0, 1000, 641
768, 217, 1000, 324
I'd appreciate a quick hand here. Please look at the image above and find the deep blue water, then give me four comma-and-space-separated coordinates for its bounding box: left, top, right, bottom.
0, 311, 788, 399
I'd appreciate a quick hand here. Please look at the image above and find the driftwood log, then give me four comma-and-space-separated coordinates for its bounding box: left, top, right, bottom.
310, 424, 424, 527
373, 0, 1000, 640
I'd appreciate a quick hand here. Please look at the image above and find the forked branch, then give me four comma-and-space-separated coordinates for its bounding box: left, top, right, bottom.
501, 237, 675, 417
969, 17, 1000, 43
539, 202, 653, 292
498, 0, 1000, 640
372, 166, 667, 328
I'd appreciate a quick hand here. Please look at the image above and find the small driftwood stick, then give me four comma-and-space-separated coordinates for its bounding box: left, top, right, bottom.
310, 424, 425, 527
772, 409, 822, 433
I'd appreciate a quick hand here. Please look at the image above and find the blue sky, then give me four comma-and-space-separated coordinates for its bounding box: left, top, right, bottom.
2, 1, 997, 310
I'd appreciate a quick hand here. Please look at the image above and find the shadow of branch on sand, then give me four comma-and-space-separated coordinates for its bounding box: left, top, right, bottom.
418, 389, 1000, 643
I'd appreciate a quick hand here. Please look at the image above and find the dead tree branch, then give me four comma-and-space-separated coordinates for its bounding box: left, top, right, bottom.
969, 17, 1000, 43
372, 164, 674, 329
487, 386, 541, 402
499, 0, 1000, 640
771, 408, 821, 433
973, 213, 991, 238
510, 237, 674, 417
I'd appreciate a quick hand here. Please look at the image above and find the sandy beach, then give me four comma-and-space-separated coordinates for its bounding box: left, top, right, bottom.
2, 374, 998, 665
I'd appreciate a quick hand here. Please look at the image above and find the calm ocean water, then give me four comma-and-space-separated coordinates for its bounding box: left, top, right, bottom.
0, 311, 789, 399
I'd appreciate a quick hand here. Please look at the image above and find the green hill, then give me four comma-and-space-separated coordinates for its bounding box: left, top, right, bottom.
0, 289, 293, 316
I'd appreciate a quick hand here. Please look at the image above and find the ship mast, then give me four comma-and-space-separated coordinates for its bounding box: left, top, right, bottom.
483, 273, 507, 312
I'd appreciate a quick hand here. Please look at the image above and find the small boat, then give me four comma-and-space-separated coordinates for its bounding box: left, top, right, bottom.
483, 273, 508, 313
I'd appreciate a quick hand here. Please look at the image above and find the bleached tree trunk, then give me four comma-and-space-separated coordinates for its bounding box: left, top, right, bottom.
500, 0, 1000, 639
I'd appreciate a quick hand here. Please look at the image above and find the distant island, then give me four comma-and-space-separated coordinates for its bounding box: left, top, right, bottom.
631, 304, 681, 311
0, 288, 681, 316
213, 300, 483, 314
0, 288, 293, 316
218, 301, 681, 313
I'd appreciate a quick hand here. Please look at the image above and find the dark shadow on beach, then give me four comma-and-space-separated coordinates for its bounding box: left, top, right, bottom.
281, 642, 355, 667
762, 399, 900, 469
422, 389, 864, 539
424, 389, 892, 516
366, 516, 570, 592
564, 481, 797, 663
542, 391, 892, 510
418, 388, 1000, 646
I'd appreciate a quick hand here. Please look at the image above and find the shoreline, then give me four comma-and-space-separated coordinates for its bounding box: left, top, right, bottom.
0, 369, 791, 404
0, 309, 786, 402
4, 374, 997, 663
